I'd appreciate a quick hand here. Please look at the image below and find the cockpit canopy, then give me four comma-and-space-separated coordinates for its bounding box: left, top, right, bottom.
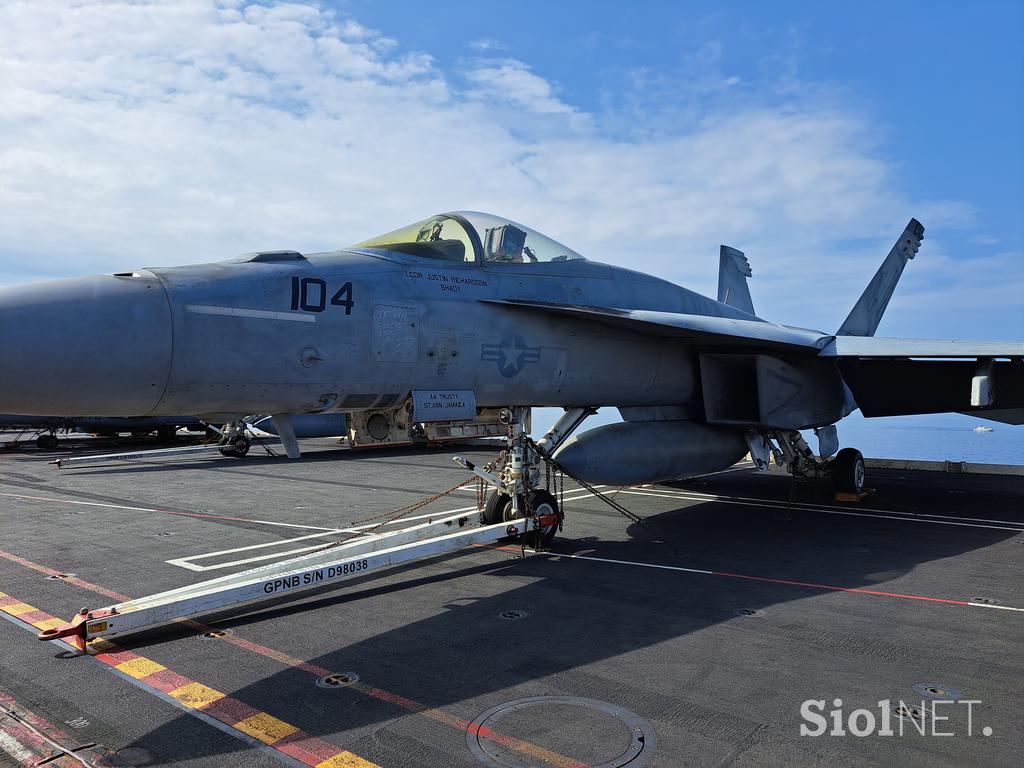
351, 211, 585, 264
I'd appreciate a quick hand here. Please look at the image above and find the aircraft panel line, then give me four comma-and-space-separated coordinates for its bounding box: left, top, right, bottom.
185, 304, 316, 323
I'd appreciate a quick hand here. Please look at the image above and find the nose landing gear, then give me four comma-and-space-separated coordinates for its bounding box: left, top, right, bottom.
455, 406, 594, 550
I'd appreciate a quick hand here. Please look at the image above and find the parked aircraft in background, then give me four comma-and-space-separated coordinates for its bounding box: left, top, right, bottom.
0, 414, 204, 450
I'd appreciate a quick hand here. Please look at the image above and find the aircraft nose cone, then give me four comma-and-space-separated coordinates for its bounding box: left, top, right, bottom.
0, 271, 172, 416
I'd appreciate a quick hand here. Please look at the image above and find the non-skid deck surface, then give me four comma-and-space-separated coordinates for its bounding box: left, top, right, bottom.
0, 436, 1020, 767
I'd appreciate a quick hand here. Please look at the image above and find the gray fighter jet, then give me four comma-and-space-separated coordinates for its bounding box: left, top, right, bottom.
1, 212, 1020, 532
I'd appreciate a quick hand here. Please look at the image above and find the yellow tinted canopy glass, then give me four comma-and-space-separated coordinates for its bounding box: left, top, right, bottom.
352, 212, 585, 265
352, 214, 476, 262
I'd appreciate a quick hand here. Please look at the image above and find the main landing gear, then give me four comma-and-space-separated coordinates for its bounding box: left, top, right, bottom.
217, 421, 251, 457
455, 406, 595, 550
747, 428, 866, 494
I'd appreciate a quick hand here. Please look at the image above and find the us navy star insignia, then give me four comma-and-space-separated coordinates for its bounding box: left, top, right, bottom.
480, 335, 541, 377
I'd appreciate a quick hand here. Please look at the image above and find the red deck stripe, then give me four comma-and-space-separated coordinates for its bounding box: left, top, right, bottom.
711, 571, 972, 605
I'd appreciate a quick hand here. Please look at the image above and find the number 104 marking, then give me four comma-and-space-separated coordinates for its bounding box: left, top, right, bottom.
290, 277, 354, 314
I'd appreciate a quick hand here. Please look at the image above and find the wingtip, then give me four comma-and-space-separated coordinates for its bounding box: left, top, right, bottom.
720, 245, 752, 277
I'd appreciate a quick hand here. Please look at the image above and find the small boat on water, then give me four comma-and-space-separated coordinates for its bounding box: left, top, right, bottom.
973, 425, 994, 433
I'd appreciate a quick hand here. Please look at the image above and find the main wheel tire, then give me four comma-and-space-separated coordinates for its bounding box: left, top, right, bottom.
832, 447, 866, 493
156, 425, 177, 442
481, 489, 560, 548
219, 436, 250, 457
36, 434, 58, 451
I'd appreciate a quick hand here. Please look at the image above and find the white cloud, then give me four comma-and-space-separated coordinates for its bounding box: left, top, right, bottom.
0, 0, 1017, 339
463, 58, 582, 118
468, 38, 506, 52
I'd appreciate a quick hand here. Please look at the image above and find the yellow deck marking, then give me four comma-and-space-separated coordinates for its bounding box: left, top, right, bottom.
31, 617, 66, 631
233, 712, 299, 744
115, 657, 167, 679
2, 603, 37, 616
0, 581, 385, 768
315, 753, 381, 768
169, 682, 226, 709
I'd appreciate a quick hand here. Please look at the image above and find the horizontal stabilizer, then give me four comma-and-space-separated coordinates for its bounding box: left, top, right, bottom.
824, 335, 1023, 418
819, 336, 1024, 358
840, 358, 1024, 418
718, 246, 755, 315
481, 299, 826, 352
838, 218, 924, 337
959, 408, 1024, 425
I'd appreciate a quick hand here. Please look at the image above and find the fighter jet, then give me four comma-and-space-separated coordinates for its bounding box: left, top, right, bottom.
1, 212, 1021, 533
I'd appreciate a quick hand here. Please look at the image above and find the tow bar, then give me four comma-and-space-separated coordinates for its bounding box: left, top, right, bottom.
39, 510, 540, 651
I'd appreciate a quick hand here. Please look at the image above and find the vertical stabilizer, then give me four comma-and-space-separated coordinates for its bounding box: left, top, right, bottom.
838, 218, 924, 337
718, 245, 755, 315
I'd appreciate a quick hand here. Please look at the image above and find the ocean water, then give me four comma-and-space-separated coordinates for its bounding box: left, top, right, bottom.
533, 408, 1023, 466
827, 411, 1022, 465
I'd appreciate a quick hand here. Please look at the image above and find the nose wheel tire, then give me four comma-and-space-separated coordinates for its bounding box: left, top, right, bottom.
832, 447, 866, 493
481, 489, 560, 548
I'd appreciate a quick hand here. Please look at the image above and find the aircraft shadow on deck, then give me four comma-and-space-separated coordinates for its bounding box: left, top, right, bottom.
104, 470, 1022, 764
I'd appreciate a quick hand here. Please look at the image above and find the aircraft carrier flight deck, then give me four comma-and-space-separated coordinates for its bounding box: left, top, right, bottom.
0, 436, 1020, 767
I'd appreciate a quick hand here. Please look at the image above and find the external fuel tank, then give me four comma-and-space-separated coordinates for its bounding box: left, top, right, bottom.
552, 420, 748, 485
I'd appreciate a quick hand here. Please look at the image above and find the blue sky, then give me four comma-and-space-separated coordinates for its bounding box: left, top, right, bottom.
0, 0, 1021, 341
342, 0, 1023, 218
341, 0, 1024, 321
340, 0, 1024, 341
